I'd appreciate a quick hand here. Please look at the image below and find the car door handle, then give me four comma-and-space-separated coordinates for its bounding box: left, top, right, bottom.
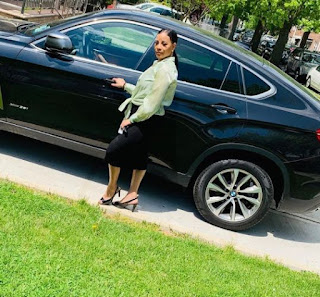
211, 104, 237, 114
105, 78, 115, 85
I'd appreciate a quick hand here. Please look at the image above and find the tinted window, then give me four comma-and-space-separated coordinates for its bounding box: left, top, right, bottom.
176, 39, 231, 89
311, 54, 320, 64
292, 49, 302, 59
221, 62, 242, 94
65, 22, 156, 69
302, 54, 312, 62
161, 10, 172, 16
150, 8, 164, 14
243, 69, 270, 95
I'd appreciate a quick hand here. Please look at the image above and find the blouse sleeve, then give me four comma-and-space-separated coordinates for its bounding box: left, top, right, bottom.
124, 83, 136, 95
129, 65, 174, 123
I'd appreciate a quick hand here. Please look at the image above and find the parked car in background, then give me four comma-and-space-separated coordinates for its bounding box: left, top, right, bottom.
286, 48, 320, 82
135, 3, 182, 19
134, 3, 155, 10
256, 39, 288, 71
306, 65, 320, 93
1, 10, 320, 231
116, 3, 139, 10
257, 39, 276, 60
260, 34, 275, 42
241, 29, 254, 45
232, 28, 245, 41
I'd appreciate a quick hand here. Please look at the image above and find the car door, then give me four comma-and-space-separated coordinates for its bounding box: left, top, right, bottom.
5, 21, 157, 147
137, 37, 247, 173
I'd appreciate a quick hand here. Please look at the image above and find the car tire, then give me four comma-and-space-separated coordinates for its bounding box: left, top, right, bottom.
193, 160, 274, 231
306, 77, 311, 88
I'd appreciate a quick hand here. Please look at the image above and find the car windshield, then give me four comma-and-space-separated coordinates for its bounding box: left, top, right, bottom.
312, 54, 320, 64
22, 12, 96, 36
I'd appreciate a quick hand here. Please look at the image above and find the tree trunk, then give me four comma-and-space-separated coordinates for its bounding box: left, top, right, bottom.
270, 21, 291, 66
251, 19, 264, 53
299, 31, 310, 49
228, 16, 239, 41
219, 14, 228, 37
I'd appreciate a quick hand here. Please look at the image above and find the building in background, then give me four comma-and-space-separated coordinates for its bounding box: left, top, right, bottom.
288, 27, 320, 52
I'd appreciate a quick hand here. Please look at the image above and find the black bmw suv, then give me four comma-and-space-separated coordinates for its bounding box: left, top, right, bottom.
0, 10, 320, 231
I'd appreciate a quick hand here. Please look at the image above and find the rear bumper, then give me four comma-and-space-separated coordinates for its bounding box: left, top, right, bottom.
278, 156, 320, 213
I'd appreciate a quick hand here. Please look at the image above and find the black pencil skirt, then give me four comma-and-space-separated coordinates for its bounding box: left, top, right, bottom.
105, 106, 156, 170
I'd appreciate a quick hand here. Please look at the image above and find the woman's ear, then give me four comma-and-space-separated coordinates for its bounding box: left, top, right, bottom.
172, 42, 177, 51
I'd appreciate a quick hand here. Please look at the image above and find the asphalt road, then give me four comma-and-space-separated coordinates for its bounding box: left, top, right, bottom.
1, 131, 320, 274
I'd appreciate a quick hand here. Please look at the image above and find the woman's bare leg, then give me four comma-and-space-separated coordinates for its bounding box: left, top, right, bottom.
102, 164, 121, 199
120, 169, 146, 204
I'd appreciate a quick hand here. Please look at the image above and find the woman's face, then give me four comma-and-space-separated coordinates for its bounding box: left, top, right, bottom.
154, 32, 176, 61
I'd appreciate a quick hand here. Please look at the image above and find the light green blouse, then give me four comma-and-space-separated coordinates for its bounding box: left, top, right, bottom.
118, 56, 178, 123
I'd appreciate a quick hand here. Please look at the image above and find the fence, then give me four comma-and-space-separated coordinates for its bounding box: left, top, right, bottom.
20, 0, 90, 16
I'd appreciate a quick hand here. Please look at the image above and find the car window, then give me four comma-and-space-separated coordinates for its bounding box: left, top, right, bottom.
176, 38, 232, 90
64, 22, 157, 69
23, 12, 97, 36
150, 7, 164, 14
302, 54, 312, 62
243, 68, 270, 96
220, 62, 243, 94
292, 49, 302, 59
161, 10, 172, 16
311, 54, 320, 64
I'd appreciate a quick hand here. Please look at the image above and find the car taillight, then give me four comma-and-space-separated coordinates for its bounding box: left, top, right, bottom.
317, 129, 320, 142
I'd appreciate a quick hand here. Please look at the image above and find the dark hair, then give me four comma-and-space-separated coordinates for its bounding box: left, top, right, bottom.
158, 29, 179, 70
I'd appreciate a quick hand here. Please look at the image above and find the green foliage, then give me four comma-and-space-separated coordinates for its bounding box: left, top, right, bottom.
1, 180, 320, 296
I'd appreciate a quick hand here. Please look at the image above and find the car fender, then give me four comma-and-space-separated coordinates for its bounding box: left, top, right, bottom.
186, 142, 290, 196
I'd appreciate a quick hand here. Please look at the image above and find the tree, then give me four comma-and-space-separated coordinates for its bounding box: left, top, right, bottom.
269, 0, 320, 66
206, 0, 247, 38
171, 0, 208, 24
298, 18, 320, 48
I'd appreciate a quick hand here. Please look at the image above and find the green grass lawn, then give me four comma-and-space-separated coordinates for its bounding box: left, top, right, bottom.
0, 180, 319, 297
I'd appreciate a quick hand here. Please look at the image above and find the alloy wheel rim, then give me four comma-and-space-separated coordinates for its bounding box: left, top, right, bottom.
205, 168, 263, 223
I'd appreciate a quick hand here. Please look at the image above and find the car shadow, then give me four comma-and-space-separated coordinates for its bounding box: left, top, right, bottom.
1, 131, 319, 244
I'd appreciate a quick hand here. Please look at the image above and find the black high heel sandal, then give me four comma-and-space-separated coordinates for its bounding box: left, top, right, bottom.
113, 196, 139, 212
99, 186, 121, 205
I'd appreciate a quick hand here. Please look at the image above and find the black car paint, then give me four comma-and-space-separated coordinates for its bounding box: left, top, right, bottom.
0, 10, 320, 214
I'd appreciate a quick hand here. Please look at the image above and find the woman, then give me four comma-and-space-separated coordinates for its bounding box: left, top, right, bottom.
98, 29, 179, 212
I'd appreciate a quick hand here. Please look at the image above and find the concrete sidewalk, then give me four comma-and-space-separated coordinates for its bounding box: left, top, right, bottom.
1, 131, 320, 275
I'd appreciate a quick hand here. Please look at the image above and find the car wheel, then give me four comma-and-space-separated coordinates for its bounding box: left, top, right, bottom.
193, 160, 274, 231
305, 77, 311, 88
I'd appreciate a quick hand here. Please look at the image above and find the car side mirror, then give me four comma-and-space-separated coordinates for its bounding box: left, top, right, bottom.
45, 33, 75, 55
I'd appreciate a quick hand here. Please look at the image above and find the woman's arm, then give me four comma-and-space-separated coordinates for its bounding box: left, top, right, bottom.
129, 65, 175, 123
111, 78, 135, 95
